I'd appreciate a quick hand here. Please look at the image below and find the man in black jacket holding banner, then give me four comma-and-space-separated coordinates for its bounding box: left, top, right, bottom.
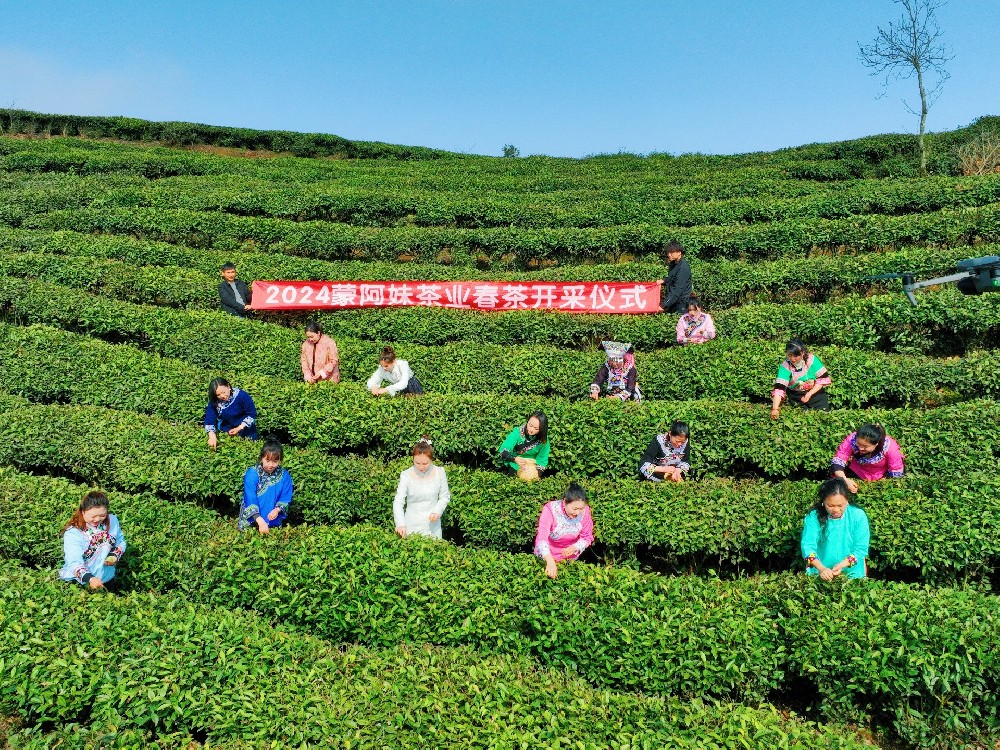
218, 262, 253, 317
660, 241, 692, 313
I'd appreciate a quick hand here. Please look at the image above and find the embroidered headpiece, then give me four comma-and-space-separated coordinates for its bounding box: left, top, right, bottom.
600, 340, 632, 361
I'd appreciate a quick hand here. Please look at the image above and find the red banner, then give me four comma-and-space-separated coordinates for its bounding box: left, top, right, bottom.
250, 280, 663, 314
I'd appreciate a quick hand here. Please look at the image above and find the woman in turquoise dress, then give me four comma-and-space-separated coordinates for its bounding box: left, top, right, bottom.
800, 477, 870, 580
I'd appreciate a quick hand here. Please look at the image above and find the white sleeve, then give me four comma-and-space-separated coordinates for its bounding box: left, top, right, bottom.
393, 471, 409, 528
367, 367, 384, 391
432, 467, 451, 516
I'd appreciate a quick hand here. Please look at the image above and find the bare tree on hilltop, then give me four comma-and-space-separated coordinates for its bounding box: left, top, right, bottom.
859, 0, 953, 174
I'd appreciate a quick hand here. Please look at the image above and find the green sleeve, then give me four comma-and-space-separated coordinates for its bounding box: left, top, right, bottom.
535, 440, 551, 469
499, 427, 520, 455
848, 507, 870, 564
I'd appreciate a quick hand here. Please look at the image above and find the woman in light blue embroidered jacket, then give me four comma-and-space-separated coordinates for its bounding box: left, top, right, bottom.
59, 490, 126, 591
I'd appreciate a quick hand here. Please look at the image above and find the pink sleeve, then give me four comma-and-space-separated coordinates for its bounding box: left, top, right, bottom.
676, 317, 686, 344
300, 342, 312, 380
534, 503, 555, 558
578, 507, 594, 552
832, 434, 855, 469
328, 337, 339, 365
886, 438, 905, 477
703, 316, 716, 341
319, 338, 338, 377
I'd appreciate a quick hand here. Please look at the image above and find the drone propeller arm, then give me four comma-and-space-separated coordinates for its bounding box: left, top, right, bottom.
902, 271, 975, 305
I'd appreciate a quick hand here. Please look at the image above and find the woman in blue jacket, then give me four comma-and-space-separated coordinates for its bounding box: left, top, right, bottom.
239, 440, 294, 534
205, 377, 258, 450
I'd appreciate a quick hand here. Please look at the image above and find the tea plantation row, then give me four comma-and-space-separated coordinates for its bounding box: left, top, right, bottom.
1, 330, 997, 479
3, 470, 997, 749
21, 201, 1000, 264
1, 569, 877, 750
1, 406, 997, 583
4, 159, 1000, 228
4, 225, 997, 308
4, 272, 999, 356
4, 313, 997, 407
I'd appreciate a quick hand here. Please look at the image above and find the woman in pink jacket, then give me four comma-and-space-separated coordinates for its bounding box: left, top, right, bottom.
301, 321, 340, 384
831, 423, 905, 493
675, 297, 716, 345
534, 483, 594, 579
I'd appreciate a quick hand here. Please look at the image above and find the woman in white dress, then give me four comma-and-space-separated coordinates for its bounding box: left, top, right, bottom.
393, 436, 450, 539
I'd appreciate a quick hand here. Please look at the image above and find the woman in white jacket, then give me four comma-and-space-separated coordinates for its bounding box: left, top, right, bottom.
394, 436, 450, 539
367, 345, 424, 396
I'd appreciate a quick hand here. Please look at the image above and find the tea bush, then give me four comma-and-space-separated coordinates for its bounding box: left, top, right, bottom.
5, 226, 996, 310
0, 569, 877, 750
3, 422, 998, 584
20, 201, 1000, 264
3, 515, 996, 747
4, 315, 999, 407
2, 331, 999, 480
4, 272, 1000, 357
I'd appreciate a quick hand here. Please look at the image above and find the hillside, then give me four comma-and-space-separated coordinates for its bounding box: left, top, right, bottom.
1, 113, 998, 749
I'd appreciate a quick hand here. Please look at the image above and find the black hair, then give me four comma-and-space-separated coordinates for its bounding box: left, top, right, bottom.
665, 240, 685, 255
785, 338, 808, 358
220, 262, 237, 272
380, 345, 396, 363
305, 320, 323, 335
668, 420, 690, 439
812, 477, 853, 529
687, 295, 703, 311
259, 439, 284, 463
208, 377, 232, 404
527, 411, 549, 444
855, 423, 887, 454
564, 482, 588, 505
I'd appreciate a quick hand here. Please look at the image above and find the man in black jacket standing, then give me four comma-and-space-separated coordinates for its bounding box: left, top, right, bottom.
660, 240, 692, 314
218, 262, 253, 317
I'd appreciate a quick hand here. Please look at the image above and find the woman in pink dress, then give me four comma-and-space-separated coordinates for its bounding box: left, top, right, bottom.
534, 483, 594, 579
831, 423, 905, 493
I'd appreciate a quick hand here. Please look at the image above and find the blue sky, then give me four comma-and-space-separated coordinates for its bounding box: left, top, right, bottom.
2, 1, 998, 158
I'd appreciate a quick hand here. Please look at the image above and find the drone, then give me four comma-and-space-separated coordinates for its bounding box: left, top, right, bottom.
867, 255, 1000, 306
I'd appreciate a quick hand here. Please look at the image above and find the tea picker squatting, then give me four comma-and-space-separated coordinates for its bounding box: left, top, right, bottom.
868, 255, 1000, 305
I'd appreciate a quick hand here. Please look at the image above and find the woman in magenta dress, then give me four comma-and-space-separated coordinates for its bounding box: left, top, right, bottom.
830, 423, 905, 494
534, 483, 594, 579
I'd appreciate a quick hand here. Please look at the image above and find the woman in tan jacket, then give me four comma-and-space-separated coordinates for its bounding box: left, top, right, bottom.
300, 321, 340, 384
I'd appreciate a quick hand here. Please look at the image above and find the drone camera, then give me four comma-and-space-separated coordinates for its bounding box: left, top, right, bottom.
957, 277, 981, 296
956, 255, 1000, 272
957, 256, 1000, 296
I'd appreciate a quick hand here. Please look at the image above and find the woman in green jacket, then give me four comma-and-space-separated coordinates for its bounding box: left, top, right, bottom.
498, 411, 551, 478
